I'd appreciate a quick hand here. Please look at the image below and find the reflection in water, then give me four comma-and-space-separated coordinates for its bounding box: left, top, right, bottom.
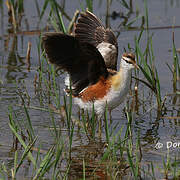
4, 35, 27, 83
68, 140, 126, 179
6, 0, 24, 33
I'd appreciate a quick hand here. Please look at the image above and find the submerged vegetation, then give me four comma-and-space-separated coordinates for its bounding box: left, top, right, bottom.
0, 0, 180, 179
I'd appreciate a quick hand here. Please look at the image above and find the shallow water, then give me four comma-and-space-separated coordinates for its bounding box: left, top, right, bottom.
0, 0, 180, 179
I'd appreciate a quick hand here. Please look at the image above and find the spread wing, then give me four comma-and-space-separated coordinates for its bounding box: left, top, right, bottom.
75, 10, 118, 70
42, 32, 108, 96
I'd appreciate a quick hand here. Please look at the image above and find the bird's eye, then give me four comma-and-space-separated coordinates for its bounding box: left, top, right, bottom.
127, 55, 135, 61
123, 58, 133, 64
127, 55, 132, 59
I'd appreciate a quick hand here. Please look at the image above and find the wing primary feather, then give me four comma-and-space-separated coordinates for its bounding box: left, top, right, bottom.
42, 32, 108, 96
75, 10, 118, 70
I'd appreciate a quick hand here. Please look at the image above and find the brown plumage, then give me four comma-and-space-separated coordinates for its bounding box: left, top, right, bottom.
79, 76, 111, 102
75, 10, 118, 70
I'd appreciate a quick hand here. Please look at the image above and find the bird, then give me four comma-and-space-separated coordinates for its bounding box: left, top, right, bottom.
42, 10, 138, 117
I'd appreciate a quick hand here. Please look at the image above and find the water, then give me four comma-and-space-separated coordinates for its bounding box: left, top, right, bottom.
0, 0, 180, 179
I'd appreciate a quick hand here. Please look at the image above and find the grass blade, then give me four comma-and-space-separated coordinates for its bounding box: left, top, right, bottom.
9, 123, 36, 166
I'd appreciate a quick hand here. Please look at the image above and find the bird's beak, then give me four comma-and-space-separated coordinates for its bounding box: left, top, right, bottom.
133, 62, 139, 69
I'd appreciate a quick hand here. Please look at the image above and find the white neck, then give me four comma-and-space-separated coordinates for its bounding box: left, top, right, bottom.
119, 65, 132, 85
111, 64, 132, 91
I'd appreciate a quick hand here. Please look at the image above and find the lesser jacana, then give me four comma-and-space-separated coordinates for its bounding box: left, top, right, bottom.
42, 10, 138, 116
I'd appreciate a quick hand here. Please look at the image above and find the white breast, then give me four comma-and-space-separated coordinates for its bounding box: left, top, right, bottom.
74, 70, 131, 116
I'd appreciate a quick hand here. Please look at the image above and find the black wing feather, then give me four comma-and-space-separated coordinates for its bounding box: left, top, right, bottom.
42, 32, 108, 96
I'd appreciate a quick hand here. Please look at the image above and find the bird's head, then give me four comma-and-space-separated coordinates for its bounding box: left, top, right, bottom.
120, 52, 139, 70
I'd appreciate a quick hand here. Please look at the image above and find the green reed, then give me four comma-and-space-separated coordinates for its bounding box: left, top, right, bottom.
150, 162, 156, 180
8, 106, 36, 167
7, 0, 24, 15
83, 158, 86, 180
51, 66, 61, 108
2, 51, 67, 179
63, 93, 74, 159
40, 0, 71, 21
85, 0, 93, 12
162, 151, 171, 179
90, 103, 96, 138
161, 151, 180, 179
104, 104, 110, 144
172, 156, 180, 178
167, 32, 180, 93
79, 0, 93, 12
125, 104, 139, 179
172, 34, 180, 92
11, 137, 37, 179
5, 60, 177, 179
135, 1, 162, 110
33, 147, 55, 179
7, 104, 66, 179
100, 106, 143, 179
1, 0, 180, 179
41, 0, 71, 33
119, 0, 133, 12
5, 0, 24, 31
